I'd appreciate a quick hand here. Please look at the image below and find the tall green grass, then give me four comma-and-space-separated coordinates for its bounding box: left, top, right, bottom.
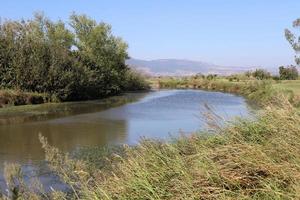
1, 78, 300, 199
1, 97, 300, 199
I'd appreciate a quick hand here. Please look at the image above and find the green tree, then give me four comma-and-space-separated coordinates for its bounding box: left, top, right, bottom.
285, 18, 300, 66
206, 74, 217, 80
70, 13, 129, 97
0, 13, 146, 102
252, 69, 271, 80
279, 65, 299, 80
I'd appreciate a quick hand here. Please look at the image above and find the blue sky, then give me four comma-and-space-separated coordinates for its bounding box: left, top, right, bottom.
0, 0, 299, 68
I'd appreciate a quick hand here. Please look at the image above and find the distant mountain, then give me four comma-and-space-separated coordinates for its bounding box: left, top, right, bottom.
126, 58, 250, 76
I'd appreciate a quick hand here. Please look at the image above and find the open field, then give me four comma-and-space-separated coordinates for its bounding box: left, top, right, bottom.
273, 80, 300, 95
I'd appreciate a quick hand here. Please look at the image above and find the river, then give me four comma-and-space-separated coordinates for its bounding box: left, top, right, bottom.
0, 89, 252, 192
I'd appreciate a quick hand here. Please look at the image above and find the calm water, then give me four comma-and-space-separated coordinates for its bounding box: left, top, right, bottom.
0, 89, 251, 191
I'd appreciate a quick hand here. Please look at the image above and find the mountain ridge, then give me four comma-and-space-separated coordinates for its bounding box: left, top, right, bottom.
126, 58, 251, 76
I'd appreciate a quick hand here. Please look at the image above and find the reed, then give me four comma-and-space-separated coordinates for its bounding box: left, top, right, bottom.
2, 98, 300, 199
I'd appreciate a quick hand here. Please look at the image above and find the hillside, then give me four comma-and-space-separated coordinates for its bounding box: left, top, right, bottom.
126, 58, 251, 76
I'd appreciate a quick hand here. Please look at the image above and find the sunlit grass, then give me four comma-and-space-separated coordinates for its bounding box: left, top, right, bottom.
0, 89, 48, 108
1, 77, 300, 199
273, 80, 300, 95
33, 100, 300, 199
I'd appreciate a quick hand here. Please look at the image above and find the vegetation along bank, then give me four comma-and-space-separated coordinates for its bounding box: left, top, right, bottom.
2, 80, 300, 199
152, 68, 300, 108
1, 65, 300, 199
0, 13, 149, 108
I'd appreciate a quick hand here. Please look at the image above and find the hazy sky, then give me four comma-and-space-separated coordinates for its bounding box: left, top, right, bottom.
0, 0, 299, 68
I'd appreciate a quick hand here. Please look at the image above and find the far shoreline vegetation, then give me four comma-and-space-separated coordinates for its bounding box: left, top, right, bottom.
1, 13, 300, 200
152, 66, 300, 107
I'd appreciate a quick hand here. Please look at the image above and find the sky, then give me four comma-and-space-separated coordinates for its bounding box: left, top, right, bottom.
0, 0, 299, 68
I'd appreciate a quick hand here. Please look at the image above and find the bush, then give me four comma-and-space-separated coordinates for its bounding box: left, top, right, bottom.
252, 69, 271, 80
122, 69, 150, 91
0, 90, 47, 107
279, 65, 299, 80
228, 75, 240, 82
272, 75, 280, 81
206, 74, 217, 80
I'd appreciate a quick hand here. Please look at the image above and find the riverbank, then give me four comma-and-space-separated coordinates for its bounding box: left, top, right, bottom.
0, 90, 48, 108
1, 78, 299, 199
151, 76, 300, 107
0, 73, 150, 108
3, 94, 297, 199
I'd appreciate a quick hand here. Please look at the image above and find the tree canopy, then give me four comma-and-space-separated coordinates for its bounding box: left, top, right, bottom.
285, 18, 300, 66
279, 65, 299, 80
0, 13, 145, 101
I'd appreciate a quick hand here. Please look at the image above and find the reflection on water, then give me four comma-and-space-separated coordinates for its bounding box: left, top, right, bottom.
0, 92, 148, 164
0, 93, 147, 125
0, 89, 252, 191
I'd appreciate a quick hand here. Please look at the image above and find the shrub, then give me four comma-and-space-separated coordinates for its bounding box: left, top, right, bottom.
0, 90, 47, 107
228, 75, 240, 82
279, 65, 299, 80
272, 75, 280, 81
252, 69, 271, 80
206, 74, 217, 80
122, 69, 150, 91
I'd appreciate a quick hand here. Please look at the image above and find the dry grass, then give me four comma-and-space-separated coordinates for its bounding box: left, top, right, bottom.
272, 80, 300, 107
34, 100, 299, 199
153, 77, 300, 108
273, 80, 300, 95
2, 99, 299, 199
1, 78, 300, 199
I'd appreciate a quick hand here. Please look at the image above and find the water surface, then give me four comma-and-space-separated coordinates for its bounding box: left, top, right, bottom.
0, 89, 251, 191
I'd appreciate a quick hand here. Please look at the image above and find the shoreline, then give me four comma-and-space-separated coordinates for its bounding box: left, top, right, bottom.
1, 78, 299, 199
151, 77, 300, 107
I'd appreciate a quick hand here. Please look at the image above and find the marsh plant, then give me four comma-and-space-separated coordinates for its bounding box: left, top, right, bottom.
1, 96, 300, 199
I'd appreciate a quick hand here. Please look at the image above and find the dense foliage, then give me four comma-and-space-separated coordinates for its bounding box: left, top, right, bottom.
0, 90, 46, 107
0, 13, 146, 101
279, 65, 299, 80
252, 69, 271, 80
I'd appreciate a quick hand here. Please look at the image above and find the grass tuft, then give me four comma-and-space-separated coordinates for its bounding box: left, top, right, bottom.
1, 78, 300, 199
1, 100, 295, 199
